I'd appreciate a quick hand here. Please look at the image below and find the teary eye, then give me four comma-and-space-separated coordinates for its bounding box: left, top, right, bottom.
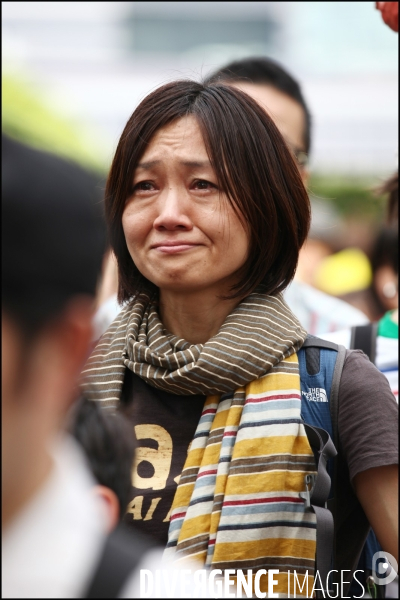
134, 181, 155, 191
193, 179, 217, 190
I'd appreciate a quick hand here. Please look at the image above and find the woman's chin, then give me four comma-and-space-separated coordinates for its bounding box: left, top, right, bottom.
143, 266, 208, 293
157, 280, 209, 295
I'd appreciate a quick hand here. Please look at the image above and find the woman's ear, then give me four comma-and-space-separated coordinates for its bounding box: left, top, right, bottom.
92, 484, 120, 533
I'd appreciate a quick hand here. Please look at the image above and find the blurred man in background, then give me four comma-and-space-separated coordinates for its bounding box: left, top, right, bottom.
205, 56, 370, 335
2, 135, 162, 598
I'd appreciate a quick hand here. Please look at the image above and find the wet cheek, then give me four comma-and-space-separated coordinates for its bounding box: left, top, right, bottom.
123, 212, 148, 245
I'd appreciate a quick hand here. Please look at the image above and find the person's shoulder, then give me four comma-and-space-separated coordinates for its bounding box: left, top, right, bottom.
2, 435, 107, 599
337, 348, 398, 481
340, 347, 398, 402
342, 346, 379, 373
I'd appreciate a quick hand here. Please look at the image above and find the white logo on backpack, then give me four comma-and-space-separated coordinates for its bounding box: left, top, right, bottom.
301, 388, 328, 402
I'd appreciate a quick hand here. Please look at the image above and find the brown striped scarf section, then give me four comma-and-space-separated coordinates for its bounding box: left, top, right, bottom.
81, 292, 317, 596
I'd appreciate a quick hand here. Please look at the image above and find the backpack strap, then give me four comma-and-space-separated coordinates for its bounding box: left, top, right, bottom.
300, 336, 346, 450
299, 336, 347, 596
349, 322, 387, 595
350, 322, 378, 364
301, 423, 337, 598
83, 525, 158, 598
301, 337, 340, 350
329, 343, 346, 454
326, 342, 346, 590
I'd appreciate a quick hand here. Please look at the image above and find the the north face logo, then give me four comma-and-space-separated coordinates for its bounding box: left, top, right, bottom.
301, 388, 328, 402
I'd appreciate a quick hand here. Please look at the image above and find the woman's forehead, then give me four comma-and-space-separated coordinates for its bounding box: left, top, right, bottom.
139, 115, 209, 163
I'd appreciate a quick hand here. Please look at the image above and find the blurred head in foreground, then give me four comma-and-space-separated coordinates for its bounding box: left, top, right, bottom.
2, 134, 106, 526
69, 396, 136, 532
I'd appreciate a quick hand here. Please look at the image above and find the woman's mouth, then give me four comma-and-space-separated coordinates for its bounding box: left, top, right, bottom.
151, 242, 201, 254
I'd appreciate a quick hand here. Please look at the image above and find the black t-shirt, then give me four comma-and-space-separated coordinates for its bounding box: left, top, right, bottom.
120, 369, 205, 545
120, 350, 398, 556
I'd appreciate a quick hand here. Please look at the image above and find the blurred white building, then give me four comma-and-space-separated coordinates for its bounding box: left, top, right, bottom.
2, 1, 398, 174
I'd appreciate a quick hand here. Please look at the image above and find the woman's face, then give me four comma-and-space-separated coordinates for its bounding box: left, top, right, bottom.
122, 116, 249, 296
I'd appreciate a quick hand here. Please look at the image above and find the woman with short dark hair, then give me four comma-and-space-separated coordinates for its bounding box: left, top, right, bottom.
106, 80, 309, 305
81, 80, 398, 596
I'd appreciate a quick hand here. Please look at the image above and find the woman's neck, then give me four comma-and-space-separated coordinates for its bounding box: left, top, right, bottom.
159, 289, 241, 345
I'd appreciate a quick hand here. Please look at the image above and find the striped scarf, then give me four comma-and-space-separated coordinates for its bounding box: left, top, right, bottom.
81, 292, 317, 596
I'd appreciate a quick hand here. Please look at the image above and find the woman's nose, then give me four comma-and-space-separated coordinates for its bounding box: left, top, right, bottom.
153, 187, 193, 231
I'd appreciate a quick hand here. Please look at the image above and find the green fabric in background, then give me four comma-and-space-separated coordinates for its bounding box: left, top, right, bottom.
379, 310, 399, 339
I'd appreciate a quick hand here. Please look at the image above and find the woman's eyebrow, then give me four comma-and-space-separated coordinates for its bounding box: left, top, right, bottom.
136, 160, 160, 170
136, 160, 210, 169
136, 159, 211, 170
180, 160, 211, 168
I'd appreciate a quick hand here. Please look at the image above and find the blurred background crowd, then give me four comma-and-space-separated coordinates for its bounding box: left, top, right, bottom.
2, 1, 398, 323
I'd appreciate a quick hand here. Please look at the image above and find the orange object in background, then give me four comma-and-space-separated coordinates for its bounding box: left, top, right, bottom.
376, 2, 399, 32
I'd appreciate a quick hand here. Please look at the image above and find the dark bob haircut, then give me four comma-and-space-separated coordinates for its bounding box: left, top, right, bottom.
105, 80, 311, 304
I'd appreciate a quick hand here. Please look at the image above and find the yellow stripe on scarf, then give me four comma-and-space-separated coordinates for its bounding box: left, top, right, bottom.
166, 353, 317, 596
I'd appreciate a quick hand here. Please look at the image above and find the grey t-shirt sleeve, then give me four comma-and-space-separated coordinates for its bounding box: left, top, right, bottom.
338, 349, 398, 483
